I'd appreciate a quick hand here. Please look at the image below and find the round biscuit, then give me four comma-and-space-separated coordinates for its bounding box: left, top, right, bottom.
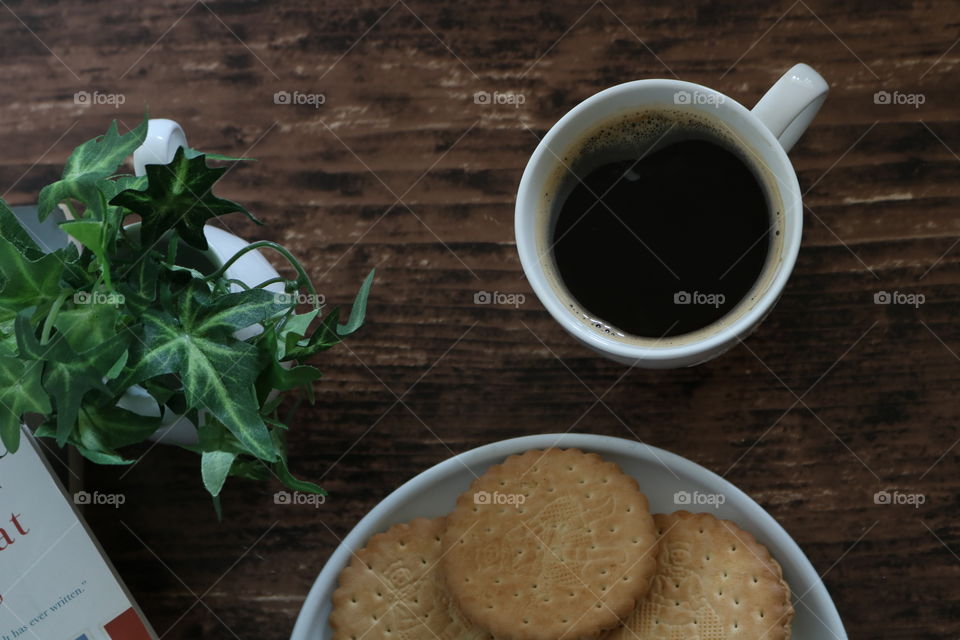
441, 448, 659, 640
604, 510, 795, 640
330, 517, 491, 640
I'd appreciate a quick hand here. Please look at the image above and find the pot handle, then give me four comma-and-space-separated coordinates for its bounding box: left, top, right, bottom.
132, 118, 187, 176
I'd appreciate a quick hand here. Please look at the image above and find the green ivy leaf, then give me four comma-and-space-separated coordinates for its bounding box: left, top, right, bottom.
337, 268, 375, 336
276, 308, 319, 355
59, 220, 109, 279
190, 286, 288, 340
0, 237, 64, 321
97, 175, 147, 251
53, 302, 120, 353
36, 404, 162, 465
122, 283, 287, 462
201, 450, 236, 497
0, 199, 43, 259
109, 147, 261, 251
96, 174, 147, 202
140, 375, 179, 407
256, 326, 322, 398
15, 310, 130, 446
56, 244, 92, 290
115, 258, 159, 315
226, 458, 271, 482
187, 416, 247, 497
282, 307, 342, 361
272, 431, 325, 495
265, 360, 323, 392
38, 119, 149, 220
0, 357, 51, 453
59, 220, 104, 254
105, 348, 128, 380
0, 319, 16, 357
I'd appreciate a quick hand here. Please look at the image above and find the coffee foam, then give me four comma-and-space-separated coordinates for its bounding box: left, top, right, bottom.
537, 106, 785, 348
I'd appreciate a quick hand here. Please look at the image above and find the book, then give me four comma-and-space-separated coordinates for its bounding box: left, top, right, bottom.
0, 427, 156, 640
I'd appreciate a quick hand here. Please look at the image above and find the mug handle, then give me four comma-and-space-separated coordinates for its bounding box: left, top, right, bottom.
132, 118, 187, 176
751, 63, 828, 153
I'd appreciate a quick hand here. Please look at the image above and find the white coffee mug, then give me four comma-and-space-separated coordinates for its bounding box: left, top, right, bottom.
515, 63, 828, 368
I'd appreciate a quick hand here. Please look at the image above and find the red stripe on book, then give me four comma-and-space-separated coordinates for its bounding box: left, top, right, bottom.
104, 607, 152, 640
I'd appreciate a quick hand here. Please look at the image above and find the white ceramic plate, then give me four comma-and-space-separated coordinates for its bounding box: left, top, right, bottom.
290, 433, 847, 640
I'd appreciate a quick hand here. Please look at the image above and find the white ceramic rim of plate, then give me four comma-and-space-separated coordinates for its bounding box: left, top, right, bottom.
289, 433, 847, 640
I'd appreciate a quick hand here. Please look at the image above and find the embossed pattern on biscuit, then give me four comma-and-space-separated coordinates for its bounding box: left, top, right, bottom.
330, 517, 492, 640
441, 448, 660, 640
603, 511, 795, 640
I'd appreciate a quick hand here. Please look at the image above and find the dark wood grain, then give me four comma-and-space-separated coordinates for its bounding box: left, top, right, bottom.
2, 0, 960, 638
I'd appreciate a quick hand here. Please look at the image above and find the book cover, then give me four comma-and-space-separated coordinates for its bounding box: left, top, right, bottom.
0, 427, 156, 640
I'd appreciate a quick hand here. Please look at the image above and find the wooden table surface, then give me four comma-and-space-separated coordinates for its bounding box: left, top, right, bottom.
2, 0, 958, 638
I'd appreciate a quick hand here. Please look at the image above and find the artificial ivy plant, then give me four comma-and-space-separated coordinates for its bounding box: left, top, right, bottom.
0, 117, 373, 503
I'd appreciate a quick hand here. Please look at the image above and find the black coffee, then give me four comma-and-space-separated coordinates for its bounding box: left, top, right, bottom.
552, 138, 771, 338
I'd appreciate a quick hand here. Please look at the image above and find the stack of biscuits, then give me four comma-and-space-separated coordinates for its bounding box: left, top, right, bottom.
330, 448, 794, 639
